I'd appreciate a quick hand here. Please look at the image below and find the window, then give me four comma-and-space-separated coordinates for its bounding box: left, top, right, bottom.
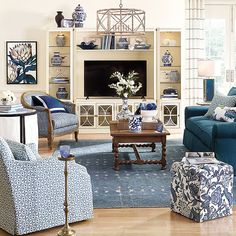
205, 3, 235, 94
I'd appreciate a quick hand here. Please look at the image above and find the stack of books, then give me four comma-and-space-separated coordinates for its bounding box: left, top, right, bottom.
0, 103, 23, 113
102, 34, 116, 50
185, 152, 219, 165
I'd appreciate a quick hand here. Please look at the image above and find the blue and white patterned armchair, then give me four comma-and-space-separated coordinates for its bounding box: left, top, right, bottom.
0, 138, 93, 235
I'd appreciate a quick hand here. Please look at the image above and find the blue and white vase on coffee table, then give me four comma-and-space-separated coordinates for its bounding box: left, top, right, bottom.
128, 115, 142, 132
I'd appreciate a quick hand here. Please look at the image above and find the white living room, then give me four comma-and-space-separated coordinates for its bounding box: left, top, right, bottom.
0, 0, 236, 236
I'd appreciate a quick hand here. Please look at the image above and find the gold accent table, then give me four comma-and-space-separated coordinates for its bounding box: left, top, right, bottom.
57, 155, 76, 236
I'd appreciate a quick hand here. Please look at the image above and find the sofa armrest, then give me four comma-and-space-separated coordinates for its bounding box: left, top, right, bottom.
212, 122, 236, 139
185, 106, 209, 126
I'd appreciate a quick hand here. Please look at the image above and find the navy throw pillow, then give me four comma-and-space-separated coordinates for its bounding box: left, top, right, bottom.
32, 95, 66, 113
228, 87, 236, 96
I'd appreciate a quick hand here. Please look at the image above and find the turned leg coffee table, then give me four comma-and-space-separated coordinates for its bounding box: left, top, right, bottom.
110, 120, 170, 170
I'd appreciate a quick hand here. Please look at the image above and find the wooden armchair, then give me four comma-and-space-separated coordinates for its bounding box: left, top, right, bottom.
21, 91, 78, 149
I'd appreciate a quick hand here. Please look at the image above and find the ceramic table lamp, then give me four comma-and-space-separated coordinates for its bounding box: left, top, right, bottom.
198, 59, 215, 102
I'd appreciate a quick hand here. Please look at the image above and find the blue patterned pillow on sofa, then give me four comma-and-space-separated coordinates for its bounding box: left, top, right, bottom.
213, 107, 236, 122
5, 139, 38, 161
204, 95, 236, 117
32, 95, 66, 113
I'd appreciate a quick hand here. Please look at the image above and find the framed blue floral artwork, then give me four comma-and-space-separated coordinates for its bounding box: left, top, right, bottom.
6, 41, 37, 84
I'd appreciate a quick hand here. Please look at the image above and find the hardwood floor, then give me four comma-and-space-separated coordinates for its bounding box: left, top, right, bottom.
0, 134, 235, 236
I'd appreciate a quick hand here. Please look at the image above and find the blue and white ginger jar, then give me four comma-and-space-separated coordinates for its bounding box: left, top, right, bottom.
51, 52, 62, 66
162, 50, 173, 66
128, 115, 142, 132
72, 4, 87, 27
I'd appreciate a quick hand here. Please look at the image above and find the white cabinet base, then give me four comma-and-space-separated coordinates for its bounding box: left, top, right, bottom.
160, 100, 181, 130
76, 98, 155, 133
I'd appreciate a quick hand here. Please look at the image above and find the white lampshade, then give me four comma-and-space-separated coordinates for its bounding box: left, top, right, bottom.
198, 60, 215, 77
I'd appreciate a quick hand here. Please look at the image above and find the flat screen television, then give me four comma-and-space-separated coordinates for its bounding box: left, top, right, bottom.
84, 60, 147, 97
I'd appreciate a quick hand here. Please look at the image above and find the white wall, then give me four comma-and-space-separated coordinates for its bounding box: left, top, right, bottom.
0, 0, 185, 97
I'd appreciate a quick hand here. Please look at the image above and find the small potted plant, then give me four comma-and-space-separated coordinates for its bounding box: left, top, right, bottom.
1, 90, 16, 105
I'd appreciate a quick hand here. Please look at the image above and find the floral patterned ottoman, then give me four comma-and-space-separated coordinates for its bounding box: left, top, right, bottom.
170, 161, 234, 222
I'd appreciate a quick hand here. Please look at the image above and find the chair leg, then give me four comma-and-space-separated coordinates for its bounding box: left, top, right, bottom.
48, 135, 54, 150
74, 131, 78, 142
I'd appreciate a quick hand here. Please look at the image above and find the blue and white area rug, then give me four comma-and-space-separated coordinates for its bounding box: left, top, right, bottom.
55, 140, 236, 208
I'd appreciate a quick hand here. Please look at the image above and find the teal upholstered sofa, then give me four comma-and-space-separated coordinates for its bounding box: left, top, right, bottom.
183, 106, 236, 174
183, 88, 236, 175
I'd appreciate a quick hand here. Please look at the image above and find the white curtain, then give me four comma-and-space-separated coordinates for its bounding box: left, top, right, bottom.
185, 0, 205, 105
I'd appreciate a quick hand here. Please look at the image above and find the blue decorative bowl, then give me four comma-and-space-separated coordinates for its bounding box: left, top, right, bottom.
77, 42, 97, 50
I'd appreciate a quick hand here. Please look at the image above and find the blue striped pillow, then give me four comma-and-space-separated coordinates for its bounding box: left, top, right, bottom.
32, 95, 66, 113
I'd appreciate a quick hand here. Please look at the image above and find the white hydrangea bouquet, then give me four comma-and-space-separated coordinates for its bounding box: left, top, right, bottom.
108, 71, 142, 99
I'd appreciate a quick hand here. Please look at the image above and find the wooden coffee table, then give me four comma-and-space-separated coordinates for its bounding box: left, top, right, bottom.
110, 120, 170, 170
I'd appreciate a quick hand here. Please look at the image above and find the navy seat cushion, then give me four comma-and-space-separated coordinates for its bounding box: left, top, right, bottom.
51, 113, 78, 129
32, 95, 66, 113
186, 116, 223, 149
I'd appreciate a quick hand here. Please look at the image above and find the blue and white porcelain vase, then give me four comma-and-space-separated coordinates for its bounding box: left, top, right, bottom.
116, 98, 132, 120
51, 52, 62, 66
72, 4, 87, 27
156, 119, 164, 132
56, 87, 69, 99
116, 37, 129, 49
129, 115, 142, 132
162, 50, 173, 66
169, 70, 180, 82
56, 33, 65, 47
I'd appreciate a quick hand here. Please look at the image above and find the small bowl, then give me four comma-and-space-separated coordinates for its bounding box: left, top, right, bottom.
77, 43, 98, 50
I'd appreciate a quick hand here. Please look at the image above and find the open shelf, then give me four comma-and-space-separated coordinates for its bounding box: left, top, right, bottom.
158, 30, 182, 130
47, 29, 73, 102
